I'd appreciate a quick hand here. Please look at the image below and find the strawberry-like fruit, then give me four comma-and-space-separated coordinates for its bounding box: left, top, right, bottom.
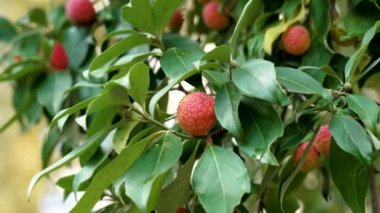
281, 25, 311, 55
50, 42, 69, 71
314, 125, 332, 157
169, 10, 184, 32
66, 0, 96, 26
175, 207, 188, 213
177, 92, 216, 136
202, 2, 230, 30
292, 142, 320, 172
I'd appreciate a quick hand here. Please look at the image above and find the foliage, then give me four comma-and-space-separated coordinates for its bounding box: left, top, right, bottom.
1, 0, 380, 212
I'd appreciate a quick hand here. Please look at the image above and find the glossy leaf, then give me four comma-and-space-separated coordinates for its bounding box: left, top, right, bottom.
202, 45, 231, 62
276, 67, 332, 103
37, 72, 72, 115
122, 0, 156, 35
124, 132, 182, 213
215, 82, 243, 138
71, 132, 163, 213
232, 59, 278, 103
329, 115, 372, 164
192, 145, 250, 213
347, 95, 379, 131
153, 0, 182, 34
330, 142, 368, 213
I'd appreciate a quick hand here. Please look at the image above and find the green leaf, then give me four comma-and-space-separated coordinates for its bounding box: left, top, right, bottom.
90, 33, 149, 71
202, 70, 229, 91
87, 83, 130, 114
0, 60, 44, 81
113, 62, 150, 107
37, 72, 72, 115
162, 34, 203, 53
160, 48, 203, 79
70, 132, 162, 213
330, 142, 368, 213
345, 20, 380, 82
276, 67, 333, 103
202, 45, 231, 63
232, 59, 278, 103
28, 130, 108, 200
158, 141, 200, 213
238, 103, 283, 165
124, 132, 182, 213
113, 120, 139, 153
192, 145, 250, 213
153, 0, 182, 35
42, 125, 61, 168
215, 82, 243, 138
0, 16, 16, 41
347, 95, 379, 131
329, 115, 372, 164
73, 131, 115, 194
49, 97, 95, 129
230, 0, 263, 53
61, 26, 90, 69
122, 0, 156, 35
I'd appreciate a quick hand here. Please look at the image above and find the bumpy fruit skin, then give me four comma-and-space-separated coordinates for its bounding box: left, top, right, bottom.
314, 125, 332, 157
292, 142, 320, 172
177, 92, 216, 136
202, 2, 230, 31
50, 42, 69, 70
169, 10, 184, 32
66, 0, 96, 26
281, 25, 311, 55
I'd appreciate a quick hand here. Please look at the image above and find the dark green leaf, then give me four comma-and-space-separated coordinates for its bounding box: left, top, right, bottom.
347, 95, 379, 131
61, 27, 90, 69
0, 16, 16, 41
330, 142, 368, 213
202, 45, 231, 62
153, 0, 182, 34
329, 114, 372, 164
232, 59, 278, 103
122, 0, 156, 35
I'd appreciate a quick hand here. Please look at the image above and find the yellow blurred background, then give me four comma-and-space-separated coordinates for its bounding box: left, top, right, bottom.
0, 0, 58, 212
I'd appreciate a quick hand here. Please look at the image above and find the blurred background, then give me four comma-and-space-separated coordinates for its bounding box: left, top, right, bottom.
0, 0, 67, 212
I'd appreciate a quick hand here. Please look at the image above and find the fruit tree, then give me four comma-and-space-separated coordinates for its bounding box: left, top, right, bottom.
0, 0, 380, 212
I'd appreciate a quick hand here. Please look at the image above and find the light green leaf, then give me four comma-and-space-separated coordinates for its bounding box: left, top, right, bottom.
202, 45, 231, 62
192, 145, 250, 213
113, 120, 139, 153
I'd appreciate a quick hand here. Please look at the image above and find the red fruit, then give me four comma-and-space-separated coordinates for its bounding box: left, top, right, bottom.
177, 92, 216, 136
314, 125, 332, 157
292, 142, 320, 172
281, 25, 311, 55
66, 0, 96, 26
175, 207, 188, 213
202, 2, 230, 30
50, 42, 69, 70
169, 10, 184, 32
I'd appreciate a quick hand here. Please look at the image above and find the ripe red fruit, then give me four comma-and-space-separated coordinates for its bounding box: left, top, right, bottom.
202, 2, 230, 31
177, 92, 217, 136
65, 0, 96, 26
281, 25, 311, 55
175, 207, 188, 213
314, 125, 332, 157
169, 10, 184, 32
50, 42, 69, 70
292, 142, 320, 172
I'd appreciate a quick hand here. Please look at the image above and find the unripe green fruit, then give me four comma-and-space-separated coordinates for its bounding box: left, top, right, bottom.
169, 10, 184, 32
177, 92, 216, 136
292, 142, 320, 172
313, 125, 332, 157
50, 42, 69, 71
66, 0, 96, 26
202, 2, 230, 31
282, 25, 311, 55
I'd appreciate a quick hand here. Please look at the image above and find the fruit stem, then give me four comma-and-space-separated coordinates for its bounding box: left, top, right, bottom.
370, 164, 379, 213
131, 107, 193, 140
